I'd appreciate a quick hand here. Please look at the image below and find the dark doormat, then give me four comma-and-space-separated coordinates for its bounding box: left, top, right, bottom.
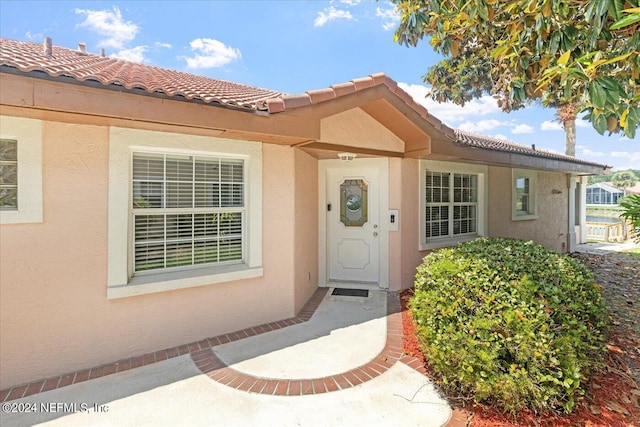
331, 288, 369, 298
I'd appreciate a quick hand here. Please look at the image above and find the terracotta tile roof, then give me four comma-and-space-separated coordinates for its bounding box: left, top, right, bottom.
454, 130, 609, 168
255, 72, 454, 138
0, 38, 285, 111
0, 38, 610, 169
625, 182, 640, 194
0, 38, 448, 132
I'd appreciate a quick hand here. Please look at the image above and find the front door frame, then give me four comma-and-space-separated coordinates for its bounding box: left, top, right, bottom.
319, 157, 389, 289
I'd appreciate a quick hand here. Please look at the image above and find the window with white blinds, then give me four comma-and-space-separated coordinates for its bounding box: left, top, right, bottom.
420, 160, 486, 249
132, 152, 244, 273
425, 171, 478, 239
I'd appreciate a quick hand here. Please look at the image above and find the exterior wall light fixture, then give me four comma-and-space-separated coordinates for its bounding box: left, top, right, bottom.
338, 152, 357, 162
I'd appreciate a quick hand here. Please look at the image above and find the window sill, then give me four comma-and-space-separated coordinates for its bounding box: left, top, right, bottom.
107, 264, 263, 299
420, 234, 481, 251
512, 214, 539, 221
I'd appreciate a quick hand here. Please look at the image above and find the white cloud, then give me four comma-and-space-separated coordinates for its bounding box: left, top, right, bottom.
334, 0, 362, 5
580, 147, 607, 158
26, 30, 44, 41
611, 151, 640, 163
541, 120, 563, 131
113, 42, 171, 63
512, 124, 534, 134
114, 46, 148, 62
542, 117, 589, 129
314, 6, 354, 27
493, 134, 508, 140
376, 5, 400, 31
458, 119, 505, 132
397, 82, 502, 125
75, 6, 138, 50
182, 38, 241, 69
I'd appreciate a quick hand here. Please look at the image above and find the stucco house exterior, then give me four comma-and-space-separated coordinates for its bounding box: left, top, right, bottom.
0, 38, 608, 391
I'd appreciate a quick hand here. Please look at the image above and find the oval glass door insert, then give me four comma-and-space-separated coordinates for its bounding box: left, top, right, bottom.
340, 179, 368, 227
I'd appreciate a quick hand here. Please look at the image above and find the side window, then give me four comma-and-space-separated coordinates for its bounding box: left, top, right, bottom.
0, 116, 43, 225
512, 169, 538, 220
0, 139, 18, 209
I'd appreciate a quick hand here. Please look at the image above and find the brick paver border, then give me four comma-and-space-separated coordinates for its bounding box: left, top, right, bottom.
191, 289, 405, 396
0, 288, 326, 403
1, 288, 440, 405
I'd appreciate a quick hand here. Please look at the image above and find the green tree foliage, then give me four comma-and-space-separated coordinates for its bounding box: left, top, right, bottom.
620, 194, 640, 242
611, 170, 638, 188
392, 0, 640, 140
411, 238, 606, 413
588, 168, 640, 184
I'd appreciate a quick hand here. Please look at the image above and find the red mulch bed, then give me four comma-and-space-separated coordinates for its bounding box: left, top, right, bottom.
399, 289, 640, 427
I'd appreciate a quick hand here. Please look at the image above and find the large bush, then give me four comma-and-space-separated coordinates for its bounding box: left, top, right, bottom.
411, 238, 606, 413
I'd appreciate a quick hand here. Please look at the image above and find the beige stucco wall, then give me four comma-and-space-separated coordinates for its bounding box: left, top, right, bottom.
320, 108, 404, 153
381, 158, 425, 291
293, 149, 319, 312
399, 159, 427, 289
488, 166, 569, 253
388, 158, 403, 290
0, 119, 301, 389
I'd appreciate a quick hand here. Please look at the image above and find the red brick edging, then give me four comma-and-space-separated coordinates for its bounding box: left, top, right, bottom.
0, 288, 424, 402
191, 289, 406, 396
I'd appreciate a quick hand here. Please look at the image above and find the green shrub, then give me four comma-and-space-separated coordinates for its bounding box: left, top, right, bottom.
620, 194, 640, 243
411, 238, 606, 413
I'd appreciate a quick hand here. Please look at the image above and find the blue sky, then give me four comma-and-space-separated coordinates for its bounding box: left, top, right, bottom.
1, 0, 638, 170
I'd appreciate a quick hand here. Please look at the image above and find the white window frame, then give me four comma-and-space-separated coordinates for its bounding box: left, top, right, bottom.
0, 116, 43, 225
512, 169, 538, 221
107, 127, 263, 299
131, 152, 246, 275
419, 160, 487, 250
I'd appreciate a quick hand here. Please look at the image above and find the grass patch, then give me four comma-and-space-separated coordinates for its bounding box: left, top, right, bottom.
623, 246, 640, 259
586, 205, 625, 218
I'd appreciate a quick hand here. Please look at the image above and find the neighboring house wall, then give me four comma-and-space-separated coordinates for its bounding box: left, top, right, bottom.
488, 167, 569, 253
0, 116, 309, 389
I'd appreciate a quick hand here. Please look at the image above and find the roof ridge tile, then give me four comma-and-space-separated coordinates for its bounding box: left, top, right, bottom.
351, 76, 374, 91
454, 129, 607, 167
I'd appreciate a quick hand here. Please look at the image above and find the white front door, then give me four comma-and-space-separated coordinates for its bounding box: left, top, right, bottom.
327, 167, 380, 283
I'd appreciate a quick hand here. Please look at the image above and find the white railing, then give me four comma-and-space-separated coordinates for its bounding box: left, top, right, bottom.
585, 220, 631, 242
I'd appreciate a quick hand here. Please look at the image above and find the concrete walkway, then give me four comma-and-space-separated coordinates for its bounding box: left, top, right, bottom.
575, 240, 638, 255
0, 289, 452, 427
